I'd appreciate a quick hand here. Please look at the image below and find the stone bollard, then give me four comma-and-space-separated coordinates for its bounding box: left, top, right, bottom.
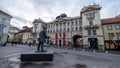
106, 51, 108, 53
82, 49, 85, 52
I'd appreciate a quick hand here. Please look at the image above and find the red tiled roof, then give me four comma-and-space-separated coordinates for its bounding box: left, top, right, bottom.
0, 10, 12, 18
101, 16, 120, 25
18, 27, 33, 33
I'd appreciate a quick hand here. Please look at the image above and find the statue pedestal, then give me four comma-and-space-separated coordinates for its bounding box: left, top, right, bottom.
20, 51, 54, 62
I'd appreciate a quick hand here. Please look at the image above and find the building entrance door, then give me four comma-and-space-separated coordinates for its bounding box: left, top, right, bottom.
88, 38, 98, 49
59, 40, 61, 46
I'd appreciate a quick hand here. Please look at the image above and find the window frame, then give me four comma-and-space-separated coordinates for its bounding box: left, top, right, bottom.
115, 25, 120, 30
93, 29, 96, 35
89, 21, 93, 26
116, 33, 120, 40
0, 27, 4, 33
108, 33, 114, 40
88, 30, 91, 35
107, 25, 113, 30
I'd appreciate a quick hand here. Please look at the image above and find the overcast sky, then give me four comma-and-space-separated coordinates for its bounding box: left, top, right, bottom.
0, 0, 120, 29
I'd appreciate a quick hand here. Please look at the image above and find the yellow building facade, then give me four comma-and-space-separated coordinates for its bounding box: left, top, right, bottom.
102, 16, 120, 50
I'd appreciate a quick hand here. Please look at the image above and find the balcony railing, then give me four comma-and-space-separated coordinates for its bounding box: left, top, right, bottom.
84, 24, 99, 30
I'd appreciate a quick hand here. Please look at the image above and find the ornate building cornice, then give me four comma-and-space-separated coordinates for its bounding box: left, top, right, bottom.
81, 3, 101, 14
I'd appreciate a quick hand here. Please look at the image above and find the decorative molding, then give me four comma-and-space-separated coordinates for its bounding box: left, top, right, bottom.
84, 24, 99, 30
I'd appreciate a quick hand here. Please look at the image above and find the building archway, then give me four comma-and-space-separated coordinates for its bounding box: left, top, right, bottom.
73, 35, 82, 47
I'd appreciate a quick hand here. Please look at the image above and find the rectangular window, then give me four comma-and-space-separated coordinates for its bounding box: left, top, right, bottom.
93, 30, 96, 35
86, 12, 95, 18
89, 21, 93, 26
107, 25, 112, 30
60, 29, 62, 32
71, 27, 74, 31
75, 21, 77, 25
116, 33, 120, 40
115, 25, 120, 30
63, 23, 66, 27
64, 28, 66, 31
56, 29, 58, 32
72, 22, 74, 25
2, 17, 7, 23
108, 33, 114, 40
76, 27, 78, 31
88, 30, 91, 35
0, 27, 4, 33
67, 22, 69, 26
60, 23, 62, 27
79, 20, 82, 25
67, 28, 69, 32
79, 26, 82, 31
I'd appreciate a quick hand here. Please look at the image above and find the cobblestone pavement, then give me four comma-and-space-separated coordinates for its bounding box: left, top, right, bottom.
0, 47, 119, 68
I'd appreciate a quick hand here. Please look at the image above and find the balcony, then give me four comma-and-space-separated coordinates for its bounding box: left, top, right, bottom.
84, 24, 99, 30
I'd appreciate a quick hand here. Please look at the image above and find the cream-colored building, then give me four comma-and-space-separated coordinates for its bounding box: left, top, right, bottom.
81, 4, 104, 50
46, 15, 82, 47
33, 4, 104, 49
14, 27, 33, 44
8, 26, 20, 43
102, 16, 120, 50
32, 19, 47, 44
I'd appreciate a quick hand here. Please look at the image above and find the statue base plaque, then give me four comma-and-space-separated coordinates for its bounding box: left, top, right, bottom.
20, 51, 53, 62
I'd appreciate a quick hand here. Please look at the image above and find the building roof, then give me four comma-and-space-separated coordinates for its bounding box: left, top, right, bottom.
48, 16, 81, 24
17, 27, 33, 34
81, 3, 101, 14
101, 16, 120, 25
32, 18, 46, 24
0, 10, 12, 18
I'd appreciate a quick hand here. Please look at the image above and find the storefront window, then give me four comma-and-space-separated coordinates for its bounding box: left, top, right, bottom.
116, 33, 120, 40
108, 33, 114, 40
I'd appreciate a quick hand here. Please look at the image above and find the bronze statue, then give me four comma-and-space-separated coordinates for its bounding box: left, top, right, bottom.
37, 25, 48, 52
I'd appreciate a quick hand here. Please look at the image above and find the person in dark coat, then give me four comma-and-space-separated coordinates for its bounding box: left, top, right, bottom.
37, 25, 48, 52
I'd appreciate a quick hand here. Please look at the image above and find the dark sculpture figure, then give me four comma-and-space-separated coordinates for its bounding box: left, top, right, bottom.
37, 25, 48, 52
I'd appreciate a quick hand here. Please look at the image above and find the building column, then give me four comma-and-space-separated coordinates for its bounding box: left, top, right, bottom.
55, 33, 58, 46
63, 32, 66, 46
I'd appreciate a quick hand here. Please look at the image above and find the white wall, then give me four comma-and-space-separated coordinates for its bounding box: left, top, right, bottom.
82, 10, 104, 49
